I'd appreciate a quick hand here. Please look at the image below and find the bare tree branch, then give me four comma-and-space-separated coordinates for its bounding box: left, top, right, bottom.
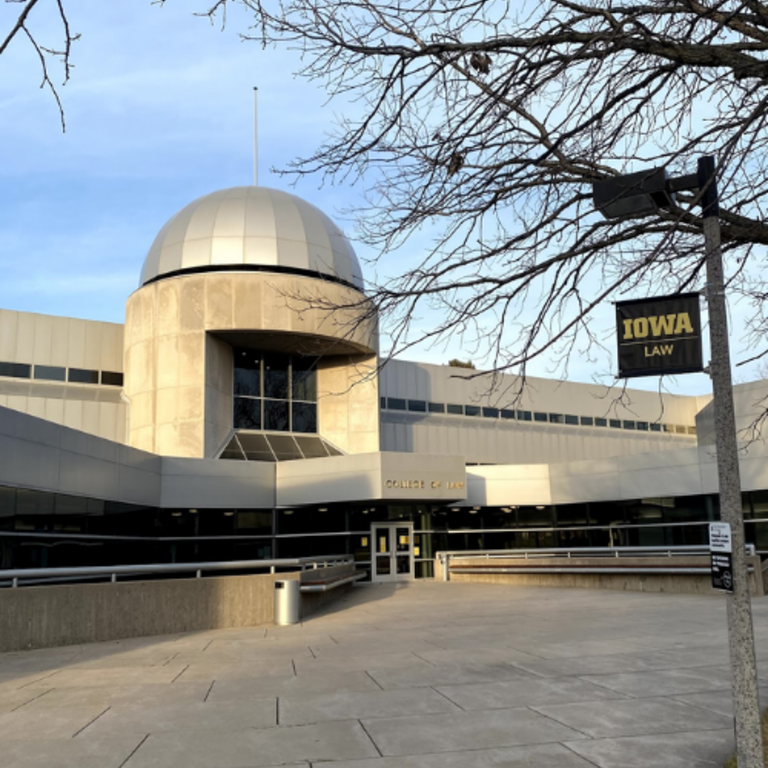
178, 0, 768, 379
2, 0, 80, 131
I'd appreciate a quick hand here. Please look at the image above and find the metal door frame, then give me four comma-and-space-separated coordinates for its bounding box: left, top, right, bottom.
370, 522, 415, 582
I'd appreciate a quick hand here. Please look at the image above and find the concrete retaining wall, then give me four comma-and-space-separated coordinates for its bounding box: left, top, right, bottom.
441, 555, 765, 597
0, 563, 361, 652
0, 572, 288, 652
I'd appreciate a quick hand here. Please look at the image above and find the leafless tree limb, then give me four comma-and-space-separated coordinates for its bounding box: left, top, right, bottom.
15, 1, 768, 388
175, 1, 768, 385
2, 0, 80, 131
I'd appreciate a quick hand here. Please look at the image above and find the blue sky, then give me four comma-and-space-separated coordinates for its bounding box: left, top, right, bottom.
0, 2, 349, 315
0, 1, 750, 396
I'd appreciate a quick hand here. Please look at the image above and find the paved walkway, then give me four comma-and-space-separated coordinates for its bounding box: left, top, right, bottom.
1, 581, 767, 768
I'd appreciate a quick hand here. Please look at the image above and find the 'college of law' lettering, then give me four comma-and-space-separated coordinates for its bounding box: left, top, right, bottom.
384, 479, 465, 491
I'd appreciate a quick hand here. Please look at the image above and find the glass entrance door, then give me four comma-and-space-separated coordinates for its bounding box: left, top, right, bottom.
371, 523, 414, 582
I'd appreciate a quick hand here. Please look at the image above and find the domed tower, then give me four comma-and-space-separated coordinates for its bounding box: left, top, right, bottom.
124, 186, 379, 459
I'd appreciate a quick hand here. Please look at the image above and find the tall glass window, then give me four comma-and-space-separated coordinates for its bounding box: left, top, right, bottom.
233, 349, 318, 433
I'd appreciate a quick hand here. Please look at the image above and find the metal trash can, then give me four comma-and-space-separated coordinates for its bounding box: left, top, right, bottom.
274, 579, 300, 625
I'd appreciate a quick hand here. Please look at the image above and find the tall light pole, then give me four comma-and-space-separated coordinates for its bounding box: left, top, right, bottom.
593, 156, 764, 768
698, 156, 763, 768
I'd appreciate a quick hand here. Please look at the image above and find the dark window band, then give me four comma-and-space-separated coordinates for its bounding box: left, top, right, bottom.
142, 263, 362, 293
0, 362, 31, 379
69, 368, 99, 384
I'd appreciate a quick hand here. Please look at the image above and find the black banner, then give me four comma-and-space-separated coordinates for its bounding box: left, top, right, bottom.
616, 293, 703, 378
711, 552, 734, 593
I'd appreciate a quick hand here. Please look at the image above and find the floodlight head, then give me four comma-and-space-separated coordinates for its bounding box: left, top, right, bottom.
592, 167, 674, 220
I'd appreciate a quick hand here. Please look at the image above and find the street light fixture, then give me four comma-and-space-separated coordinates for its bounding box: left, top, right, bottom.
593, 157, 764, 768
592, 167, 674, 219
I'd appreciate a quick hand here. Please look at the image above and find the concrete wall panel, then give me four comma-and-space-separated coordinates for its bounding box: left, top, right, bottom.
25, 398, 46, 420
381, 359, 703, 427
0, 361, 168, 443
15, 314, 34, 364
0, 433, 62, 491
0, 405, 161, 505
0, 309, 18, 360
83, 321, 102, 370
125, 272, 378, 458
66, 318, 86, 369
277, 452, 466, 507
0, 573, 289, 651
58, 451, 121, 498
160, 456, 275, 508
32, 314, 53, 365
381, 410, 698, 467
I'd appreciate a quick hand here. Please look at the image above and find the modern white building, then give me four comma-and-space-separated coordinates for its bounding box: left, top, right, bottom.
1, 184, 767, 581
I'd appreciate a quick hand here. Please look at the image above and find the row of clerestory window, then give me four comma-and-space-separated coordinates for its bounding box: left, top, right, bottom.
380, 397, 696, 436
0, 361, 123, 387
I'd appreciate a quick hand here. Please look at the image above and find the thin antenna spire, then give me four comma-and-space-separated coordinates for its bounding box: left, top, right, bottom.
253, 86, 258, 186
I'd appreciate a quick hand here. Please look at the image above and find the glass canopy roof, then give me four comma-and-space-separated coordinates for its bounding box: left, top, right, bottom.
219, 432, 344, 462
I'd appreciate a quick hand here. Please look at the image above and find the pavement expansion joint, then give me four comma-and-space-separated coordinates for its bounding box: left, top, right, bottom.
72, 705, 111, 738
571, 675, 638, 697
357, 718, 384, 757
11, 687, 53, 711
117, 734, 149, 768
430, 685, 465, 711
170, 664, 189, 683
561, 740, 603, 767
364, 671, 385, 690
17, 670, 61, 689
526, 705, 598, 740
0, 583, 759, 768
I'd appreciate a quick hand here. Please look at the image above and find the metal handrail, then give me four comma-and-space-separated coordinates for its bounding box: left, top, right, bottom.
300, 572, 367, 593
439, 545, 712, 559
451, 566, 713, 575
0, 555, 354, 589
436, 545, 757, 581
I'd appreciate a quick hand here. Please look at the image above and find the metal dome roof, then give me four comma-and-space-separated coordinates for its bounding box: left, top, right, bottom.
140, 186, 364, 290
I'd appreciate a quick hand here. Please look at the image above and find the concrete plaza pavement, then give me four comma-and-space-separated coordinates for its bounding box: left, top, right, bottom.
0, 580, 766, 768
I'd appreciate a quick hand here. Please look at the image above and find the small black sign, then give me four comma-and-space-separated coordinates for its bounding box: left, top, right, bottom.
711, 552, 734, 593
616, 293, 703, 378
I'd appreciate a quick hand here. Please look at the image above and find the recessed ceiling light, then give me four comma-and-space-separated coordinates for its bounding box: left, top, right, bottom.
536, 505, 546, 510
171, 511, 182, 517
189, 509, 198, 514
284, 510, 293, 515
224, 511, 235, 516
318, 507, 328, 512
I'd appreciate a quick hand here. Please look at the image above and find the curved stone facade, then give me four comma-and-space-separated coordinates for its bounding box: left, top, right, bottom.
124, 271, 379, 458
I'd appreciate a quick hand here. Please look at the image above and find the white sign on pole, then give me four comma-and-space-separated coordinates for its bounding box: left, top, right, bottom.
709, 522, 732, 553
710, 522, 734, 593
